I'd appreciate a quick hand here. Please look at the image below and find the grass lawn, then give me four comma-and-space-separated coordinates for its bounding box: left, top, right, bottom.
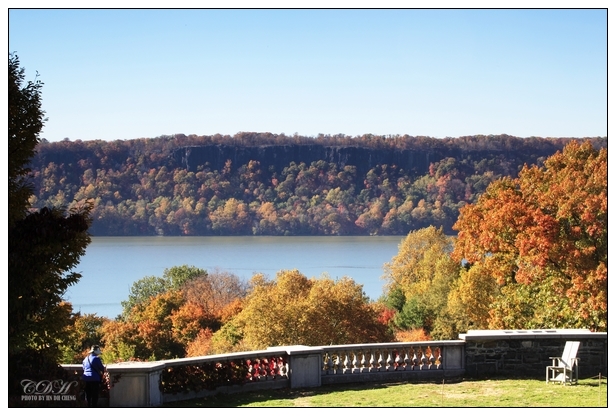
163, 376, 608, 407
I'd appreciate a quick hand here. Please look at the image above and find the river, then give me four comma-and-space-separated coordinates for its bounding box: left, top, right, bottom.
64, 235, 405, 318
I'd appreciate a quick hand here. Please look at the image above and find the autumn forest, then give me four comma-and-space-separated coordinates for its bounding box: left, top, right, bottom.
35, 135, 606, 364
28, 133, 605, 236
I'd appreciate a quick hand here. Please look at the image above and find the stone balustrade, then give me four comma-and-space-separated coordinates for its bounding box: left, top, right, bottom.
320, 341, 465, 385
61, 329, 606, 407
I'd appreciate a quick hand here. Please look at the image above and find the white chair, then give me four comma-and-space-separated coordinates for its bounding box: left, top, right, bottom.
546, 341, 580, 385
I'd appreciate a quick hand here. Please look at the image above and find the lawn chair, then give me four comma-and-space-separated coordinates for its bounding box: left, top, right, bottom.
545, 341, 580, 385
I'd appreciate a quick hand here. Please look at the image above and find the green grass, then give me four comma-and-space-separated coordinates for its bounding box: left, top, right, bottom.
163, 377, 608, 407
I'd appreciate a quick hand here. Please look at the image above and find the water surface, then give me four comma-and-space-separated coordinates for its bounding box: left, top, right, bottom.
65, 236, 405, 318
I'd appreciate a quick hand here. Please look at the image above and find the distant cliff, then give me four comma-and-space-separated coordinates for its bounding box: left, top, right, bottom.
170, 142, 565, 179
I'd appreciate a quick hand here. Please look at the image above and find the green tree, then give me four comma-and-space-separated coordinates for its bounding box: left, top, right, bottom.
382, 226, 461, 339
121, 275, 169, 318
393, 297, 427, 330
121, 265, 206, 318
383, 226, 456, 299
60, 313, 109, 364
8, 54, 92, 397
437, 262, 497, 337
164, 264, 207, 288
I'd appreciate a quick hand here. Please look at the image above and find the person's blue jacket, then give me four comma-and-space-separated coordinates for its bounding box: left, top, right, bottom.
82, 353, 105, 382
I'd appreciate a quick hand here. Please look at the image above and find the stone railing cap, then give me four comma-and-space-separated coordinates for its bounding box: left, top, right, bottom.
106, 361, 166, 372
267, 345, 324, 355
459, 328, 607, 340
323, 340, 465, 349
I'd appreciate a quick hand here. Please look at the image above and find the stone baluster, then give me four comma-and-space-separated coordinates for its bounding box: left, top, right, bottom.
369, 350, 377, 372
403, 347, 411, 371
256, 358, 265, 380
394, 349, 403, 370
246, 359, 254, 381
332, 352, 339, 374
420, 347, 428, 370
280, 359, 289, 378
428, 347, 436, 370
261, 358, 269, 380
342, 350, 352, 374
324, 352, 332, 375
269, 357, 277, 379
352, 350, 360, 374
411, 347, 420, 370
272, 357, 280, 379
334, 351, 342, 374
360, 350, 369, 373
273, 357, 280, 378
386, 350, 394, 371
250, 358, 258, 380
377, 350, 385, 371
252, 359, 259, 380
264, 360, 270, 379
337, 351, 345, 374
261, 358, 268, 380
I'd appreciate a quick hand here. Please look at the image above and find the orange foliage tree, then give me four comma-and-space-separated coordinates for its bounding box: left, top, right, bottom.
452, 141, 607, 331
226, 270, 393, 351
181, 269, 248, 320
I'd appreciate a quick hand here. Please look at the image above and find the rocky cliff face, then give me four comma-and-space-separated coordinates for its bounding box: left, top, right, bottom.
170, 143, 562, 178
172, 145, 436, 177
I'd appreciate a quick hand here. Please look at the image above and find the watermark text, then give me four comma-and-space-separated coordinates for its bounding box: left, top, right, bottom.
20, 379, 79, 402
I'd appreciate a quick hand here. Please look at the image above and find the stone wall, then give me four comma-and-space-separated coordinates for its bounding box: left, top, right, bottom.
460, 329, 607, 379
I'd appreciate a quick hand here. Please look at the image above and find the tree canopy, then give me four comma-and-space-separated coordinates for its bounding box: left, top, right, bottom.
227, 270, 393, 351
452, 140, 607, 331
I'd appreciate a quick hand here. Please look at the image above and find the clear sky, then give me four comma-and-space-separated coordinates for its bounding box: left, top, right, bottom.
7, 6, 608, 142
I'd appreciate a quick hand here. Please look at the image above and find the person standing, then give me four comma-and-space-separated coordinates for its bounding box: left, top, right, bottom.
82, 345, 105, 407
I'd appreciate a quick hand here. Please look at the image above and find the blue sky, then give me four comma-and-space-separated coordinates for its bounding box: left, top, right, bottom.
8, 7, 608, 142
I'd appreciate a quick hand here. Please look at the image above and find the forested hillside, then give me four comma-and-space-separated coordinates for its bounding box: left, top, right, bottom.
28, 133, 606, 236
